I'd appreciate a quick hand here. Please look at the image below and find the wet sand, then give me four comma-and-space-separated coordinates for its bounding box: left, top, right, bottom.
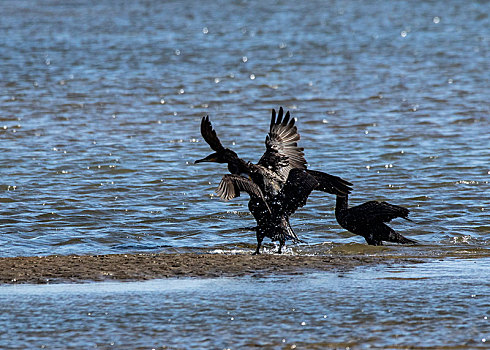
0, 252, 422, 284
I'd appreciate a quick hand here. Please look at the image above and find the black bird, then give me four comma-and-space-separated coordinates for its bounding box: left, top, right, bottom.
335, 194, 416, 245
195, 107, 352, 199
216, 168, 319, 254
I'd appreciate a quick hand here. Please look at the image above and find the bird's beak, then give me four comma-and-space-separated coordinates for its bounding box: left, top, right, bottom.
194, 152, 219, 164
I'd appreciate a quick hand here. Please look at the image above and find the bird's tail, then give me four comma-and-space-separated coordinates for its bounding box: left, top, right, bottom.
386, 227, 417, 245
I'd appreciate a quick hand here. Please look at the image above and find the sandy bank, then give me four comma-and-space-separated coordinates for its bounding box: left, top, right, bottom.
0, 252, 422, 284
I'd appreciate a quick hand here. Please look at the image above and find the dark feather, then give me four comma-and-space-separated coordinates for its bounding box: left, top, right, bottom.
200, 115, 225, 152
347, 201, 410, 224
279, 169, 319, 216
258, 107, 306, 176
216, 174, 271, 212
306, 169, 353, 195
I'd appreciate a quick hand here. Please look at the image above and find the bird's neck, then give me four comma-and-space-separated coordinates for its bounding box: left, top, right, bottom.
227, 156, 250, 176
335, 195, 349, 215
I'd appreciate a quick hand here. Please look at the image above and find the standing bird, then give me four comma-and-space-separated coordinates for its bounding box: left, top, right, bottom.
195, 107, 352, 199
335, 194, 416, 245
216, 168, 319, 254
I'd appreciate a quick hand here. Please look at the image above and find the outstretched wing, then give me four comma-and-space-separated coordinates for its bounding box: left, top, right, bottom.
349, 201, 410, 223
216, 174, 271, 212
306, 169, 353, 195
279, 169, 319, 216
200, 115, 225, 152
258, 107, 306, 176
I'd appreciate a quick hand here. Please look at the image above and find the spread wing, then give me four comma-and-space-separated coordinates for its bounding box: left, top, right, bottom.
348, 201, 410, 223
200, 115, 225, 152
278, 169, 319, 216
216, 174, 271, 213
306, 169, 353, 195
258, 107, 307, 176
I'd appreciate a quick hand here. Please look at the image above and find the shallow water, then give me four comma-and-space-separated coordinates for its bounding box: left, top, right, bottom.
1, 258, 488, 348
0, 0, 489, 257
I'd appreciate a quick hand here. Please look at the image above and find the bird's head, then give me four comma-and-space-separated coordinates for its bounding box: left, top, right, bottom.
194, 148, 238, 164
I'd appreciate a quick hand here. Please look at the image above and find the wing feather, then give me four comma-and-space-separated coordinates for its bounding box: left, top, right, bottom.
306, 169, 353, 195
258, 107, 307, 175
279, 169, 319, 216
216, 174, 271, 212
200, 115, 225, 152
348, 201, 410, 223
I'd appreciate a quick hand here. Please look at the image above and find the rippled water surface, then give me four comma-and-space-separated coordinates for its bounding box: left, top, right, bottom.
1, 258, 489, 348
0, 0, 488, 257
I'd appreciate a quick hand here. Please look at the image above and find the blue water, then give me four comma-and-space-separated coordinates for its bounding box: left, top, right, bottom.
1, 258, 489, 348
1, 0, 488, 257
1, 1, 489, 348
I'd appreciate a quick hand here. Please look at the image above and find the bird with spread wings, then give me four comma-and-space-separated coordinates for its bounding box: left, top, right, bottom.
195, 107, 352, 253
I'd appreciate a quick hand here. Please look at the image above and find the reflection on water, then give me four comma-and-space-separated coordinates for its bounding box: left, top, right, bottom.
1, 258, 488, 348
0, 0, 489, 258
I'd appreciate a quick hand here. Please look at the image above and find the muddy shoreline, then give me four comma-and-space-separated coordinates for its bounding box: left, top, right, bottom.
0, 252, 424, 284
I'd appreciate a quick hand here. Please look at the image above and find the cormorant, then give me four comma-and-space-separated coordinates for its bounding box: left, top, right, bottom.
195, 107, 352, 199
216, 168, 319, 254
335, 194, 416, 245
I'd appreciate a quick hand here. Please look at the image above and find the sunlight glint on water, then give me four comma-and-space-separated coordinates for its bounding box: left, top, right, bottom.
0, 0, 488, 257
